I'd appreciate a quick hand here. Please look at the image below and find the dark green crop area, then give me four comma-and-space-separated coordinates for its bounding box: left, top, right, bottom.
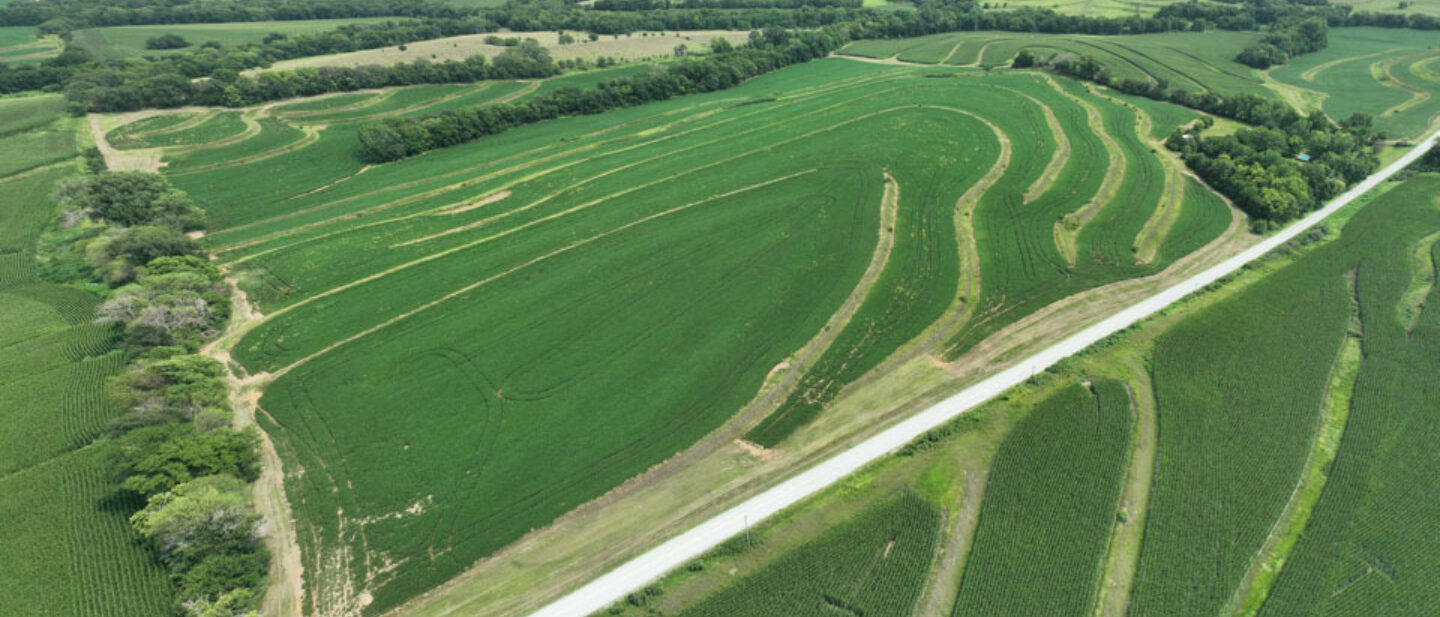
951, 379, 1133, 617
675, 493, 943, 617
156, 58, 1234, 614
1131, 174, 1440, 617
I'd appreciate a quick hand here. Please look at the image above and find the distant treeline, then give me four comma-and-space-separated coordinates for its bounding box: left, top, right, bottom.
592, 0, 863, 10
6, 0, 1439, 110
68, 41, 558, 112
1, 0, 465, 31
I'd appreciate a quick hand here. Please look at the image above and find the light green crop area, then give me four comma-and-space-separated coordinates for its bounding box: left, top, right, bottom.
145, 58, 1231, 614
840, 30, 1270, 99
1269, 27, 1440, 138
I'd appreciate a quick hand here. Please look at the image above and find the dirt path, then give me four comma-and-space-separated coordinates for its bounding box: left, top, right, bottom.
87, 114, 162, 172
171, 123, 323, 175
1093, 358, 1158, 617
200, 277, 301, 617
1301, 47, 1407, 83
970, 40, 1007, 67
830, 53, 939, 67
0, 160, 73, 183
1104, 92, 1184, 265
1259, 70, 1326, 114
724, 170, 903, 444
913, 470, 988, 617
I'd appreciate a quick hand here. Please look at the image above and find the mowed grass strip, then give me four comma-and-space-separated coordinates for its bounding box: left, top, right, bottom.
951, 380, 1133, 617
163, 117, 304, 173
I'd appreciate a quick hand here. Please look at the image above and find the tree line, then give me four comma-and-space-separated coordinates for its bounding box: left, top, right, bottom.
1236, 16, 1328, 69
591, 0, 864, 10
67, 40, 559, 112
3, 0, 465, 31
40, 162, 269, 617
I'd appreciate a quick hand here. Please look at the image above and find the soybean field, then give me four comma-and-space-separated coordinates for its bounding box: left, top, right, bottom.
109, 56, 1236, 615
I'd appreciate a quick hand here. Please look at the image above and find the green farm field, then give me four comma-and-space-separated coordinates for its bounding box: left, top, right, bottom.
125, 57, 1235, 615
0, 97, 176, 617
839, 30, 1271, 99
1268, 27, 1440, 138
1334, 0, 1440, 16
676, 493, 942, 617
951, 379, 1133, 617
650, 170, 1440, 617
70, 18, 396, 60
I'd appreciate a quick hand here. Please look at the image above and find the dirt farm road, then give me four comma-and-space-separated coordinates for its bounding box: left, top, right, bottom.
526, 130, 1440, 617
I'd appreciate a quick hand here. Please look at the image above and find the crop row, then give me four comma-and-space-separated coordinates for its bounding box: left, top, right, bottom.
951, 380, 1133, 616
676, 493, 943, 617
1256, 175, 1440, 616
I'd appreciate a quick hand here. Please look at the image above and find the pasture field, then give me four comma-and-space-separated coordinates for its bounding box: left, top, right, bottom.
1268, 27, 1440, 138
839, 30, 1270, 99
70, 18, 396, 60
0, 97, 176, 617
674, 493, 943, 617
950, 380, 1133, 617
148, 57, 1235, 615
989, 0, 1179, 17
257, 30, 754, 73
